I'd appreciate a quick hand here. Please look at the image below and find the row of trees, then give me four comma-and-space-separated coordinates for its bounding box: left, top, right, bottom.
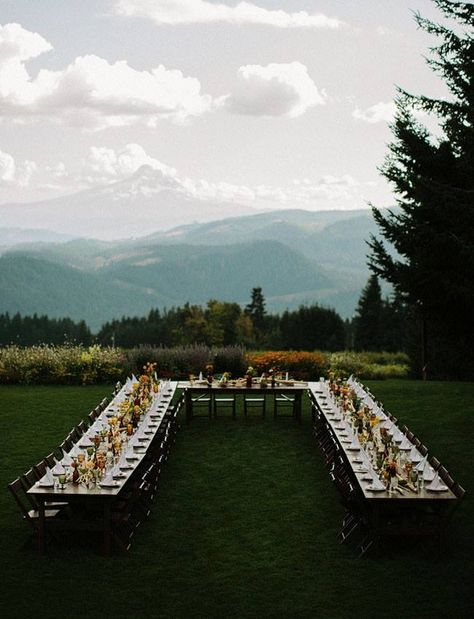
0, 313, 93, 347
97, 287, 348, 350
0, 283, 407, 353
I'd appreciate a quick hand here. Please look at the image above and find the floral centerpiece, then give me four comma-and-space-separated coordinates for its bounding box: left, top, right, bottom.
219, 371, 231, 387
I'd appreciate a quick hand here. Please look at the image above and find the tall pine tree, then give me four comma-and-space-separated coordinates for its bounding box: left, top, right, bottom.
368, 0, 474, 379
353, 275, 384, 351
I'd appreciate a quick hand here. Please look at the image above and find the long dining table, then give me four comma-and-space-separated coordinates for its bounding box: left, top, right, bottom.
307, 379, 459, 552
28, 379, 178, 555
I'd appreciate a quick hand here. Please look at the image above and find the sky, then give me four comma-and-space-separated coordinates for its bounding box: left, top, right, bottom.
0, 0, 452, 219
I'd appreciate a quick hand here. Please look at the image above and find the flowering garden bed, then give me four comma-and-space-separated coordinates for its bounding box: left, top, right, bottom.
0, 344, 410, 385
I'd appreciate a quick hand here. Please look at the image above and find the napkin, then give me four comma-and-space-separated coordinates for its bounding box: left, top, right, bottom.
111, 464, 124, 479
52, 461, 66, 476
100, 472, 116, 487
398, 436, 412, 451
423, 466, 436, 482
61, 450, 74, 467
408, 446, 422, 463
40, 467, 55, 486
415, 454, 428, 473
69, 445, 81, 458
79, 435, 94, 448
118, 452, 132, 469
426, 473, 448, 492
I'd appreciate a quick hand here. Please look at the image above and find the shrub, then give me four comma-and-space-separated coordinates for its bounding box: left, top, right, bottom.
328, 351, 410, 380
124, 345, 247, 379
0, 345, 125, 385
247, 351, 329, 381
0, 345, 409, 384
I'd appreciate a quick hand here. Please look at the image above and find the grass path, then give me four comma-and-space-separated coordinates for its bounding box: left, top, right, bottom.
0, 381, 473, 618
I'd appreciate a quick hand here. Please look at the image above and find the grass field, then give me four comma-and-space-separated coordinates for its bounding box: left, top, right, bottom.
1, 380, 473, 619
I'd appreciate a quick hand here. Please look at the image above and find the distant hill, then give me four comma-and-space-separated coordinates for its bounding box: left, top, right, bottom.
0, 207, 389, 328
0, 227, 77, 248
0, 238, 340, 330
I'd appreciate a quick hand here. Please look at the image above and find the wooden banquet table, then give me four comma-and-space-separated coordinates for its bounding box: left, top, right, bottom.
182, 381, 306, 424
307, 380, 459, 553
28, 381, 178, 555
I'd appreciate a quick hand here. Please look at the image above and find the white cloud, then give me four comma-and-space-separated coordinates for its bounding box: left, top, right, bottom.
113, 0, 342, 29
42, 143, 361, 208
0, 23, 215, 129
352, 101, 396, 124
82, 143, 177, 185
226, 62, 325, 118
0, 148, 36, 187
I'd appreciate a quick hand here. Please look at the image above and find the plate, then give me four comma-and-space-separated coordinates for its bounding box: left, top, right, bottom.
366, 485, 386, 492
99, 481, 120, 488
426, 485, 448, 492
38, 481, 54, 488
119, 464, 133, 470
347, 446, 360, 451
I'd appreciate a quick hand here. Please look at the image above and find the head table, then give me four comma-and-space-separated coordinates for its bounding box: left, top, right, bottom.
181, 380, 307, 424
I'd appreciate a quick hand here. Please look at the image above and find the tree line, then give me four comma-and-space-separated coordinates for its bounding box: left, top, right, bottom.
0, 283, 407, 353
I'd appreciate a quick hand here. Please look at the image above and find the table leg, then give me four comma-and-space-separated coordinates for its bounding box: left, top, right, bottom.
185, 389, 192, 424
103, 502, 112, 557
37, 497, 45, 554
295, 392, 303, 424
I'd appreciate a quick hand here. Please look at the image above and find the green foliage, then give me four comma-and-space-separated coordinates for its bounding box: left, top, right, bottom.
0, 312, 93, 346
124, 345, 247, 379
353, 275, 383, 350
280, 305, 346, 351
368, 1, 474, 379
0, 345, 125, 385
0, 345, 410, 384
328, 351, 410, 380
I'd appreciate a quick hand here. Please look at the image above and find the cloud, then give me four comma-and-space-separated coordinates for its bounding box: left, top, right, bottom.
82, 143, 177, 185
0, 22, 215, 129
0, 148, 36, 187
352, 101, 396, 124
226, 62, 325, 118
43, 143, 360, 208
113, 0, 342, 29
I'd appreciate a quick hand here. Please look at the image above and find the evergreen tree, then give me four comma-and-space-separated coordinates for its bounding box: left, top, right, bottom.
245, 287, 267, 332
367, 0, 474, 379
353, 275, 384, 351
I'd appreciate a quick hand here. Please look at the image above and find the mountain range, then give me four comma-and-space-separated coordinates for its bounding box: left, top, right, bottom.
0, 208, 382, 331
0, 165, 258, 240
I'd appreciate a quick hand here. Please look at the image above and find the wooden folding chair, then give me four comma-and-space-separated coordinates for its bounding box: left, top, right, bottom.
213, 393, 236, 419
8, 478, 62, 533
191, 393, 212, 419
273, 393, 296, 419
244, 394, 266, 418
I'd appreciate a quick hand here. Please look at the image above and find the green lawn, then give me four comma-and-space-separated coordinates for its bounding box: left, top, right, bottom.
1, 381, 473, 619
